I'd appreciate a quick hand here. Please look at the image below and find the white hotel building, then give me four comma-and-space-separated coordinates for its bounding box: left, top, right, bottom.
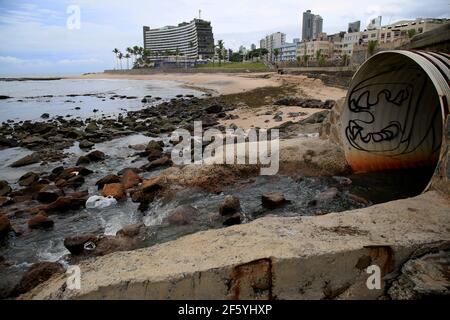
143, 19, 215, 60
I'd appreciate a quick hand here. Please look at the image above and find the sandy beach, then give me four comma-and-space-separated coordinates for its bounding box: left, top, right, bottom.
73, 72, 348, 130
73, 72, 281, 95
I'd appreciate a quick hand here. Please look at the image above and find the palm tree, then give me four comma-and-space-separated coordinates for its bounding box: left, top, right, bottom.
118, 51, 123, 70
126, 47, 134, 65
303, 54, 309, 67
112, 48, 119, 69
215, 40, 225, 66
315, 49, 322, 64
367, 40, 378, 57
342, 53, 349, 66
273, 48, 280, 63
175, 47, 180, 67
125, 53, 131, 69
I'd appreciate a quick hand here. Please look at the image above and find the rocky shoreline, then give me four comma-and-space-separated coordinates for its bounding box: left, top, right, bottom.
0, 75, 418, 299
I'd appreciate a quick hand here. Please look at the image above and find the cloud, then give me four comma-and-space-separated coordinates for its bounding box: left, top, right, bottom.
0, 0, 448, 75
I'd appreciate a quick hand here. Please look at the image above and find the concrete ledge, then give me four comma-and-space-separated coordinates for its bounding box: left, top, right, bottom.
21, 192, 450, 300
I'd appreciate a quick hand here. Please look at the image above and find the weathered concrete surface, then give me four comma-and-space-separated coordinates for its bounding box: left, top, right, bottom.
21, 191, 450, 300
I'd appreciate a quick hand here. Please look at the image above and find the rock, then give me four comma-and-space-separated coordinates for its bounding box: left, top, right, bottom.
299, 110, 330, 125
219, 196, 241, 216
56, 167, 93, 181
28, 213, 54, 230
388, 251, 450, 300
76, 155, 91, 166
64, 233, 98, 255
85, 121, 99, 133
262, 192, 290, 209
223, 213, 241, 227
116, 223, 147, 239
146, 140, 164, 152
18, 172, 40, 187
166, 205, 200, 226
38, 191, 89, 214
333, 176, 352, 186
95, 174, 121, 190
64, 175, 85, 189
0, 180, 12, 196
91, 235, 138, 257
22, 136, 48, 148
347, 193, 370, 206
273, 115, 283, 122
309, 188, 339, 206
65, 233, 139, 257
12, 262, 64, 296
141, 176, 164, 194
205, 104, 223, 114
0, 95, 11, 100
87, 150, 105, 162
146, 148, 163, 161
101, 183, 126, 201
121, 170, 142, 189
0, 214, 12, 238
11, 153, 40, 168
79, 140, 94, 149
142, 156, 172, 171
40, 113, 50, 119
129, 144, 146, 151
36, 185, 64, 204
0, 196, 13, 207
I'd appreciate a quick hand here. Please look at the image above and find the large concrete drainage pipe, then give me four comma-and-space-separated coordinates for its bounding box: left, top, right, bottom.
341, 50, 449, 193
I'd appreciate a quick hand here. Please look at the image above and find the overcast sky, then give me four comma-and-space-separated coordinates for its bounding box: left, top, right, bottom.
0, 0, 448, 75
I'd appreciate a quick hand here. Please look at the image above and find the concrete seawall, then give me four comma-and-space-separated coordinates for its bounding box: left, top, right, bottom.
22, 191, 450, 300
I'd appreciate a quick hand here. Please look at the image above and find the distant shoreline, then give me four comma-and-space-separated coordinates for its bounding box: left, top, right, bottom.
0, 77, 63, 82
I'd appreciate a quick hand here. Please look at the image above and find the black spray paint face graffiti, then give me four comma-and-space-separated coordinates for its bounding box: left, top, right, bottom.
345, 63, 442, 158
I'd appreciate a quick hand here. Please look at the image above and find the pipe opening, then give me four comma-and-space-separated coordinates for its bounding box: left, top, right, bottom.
341, 51, 447, 200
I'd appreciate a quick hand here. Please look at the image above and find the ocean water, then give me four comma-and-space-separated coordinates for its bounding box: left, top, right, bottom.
0, 78, 201, 122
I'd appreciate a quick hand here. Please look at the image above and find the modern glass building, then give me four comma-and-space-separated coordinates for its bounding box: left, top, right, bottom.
143, 19, 214, 60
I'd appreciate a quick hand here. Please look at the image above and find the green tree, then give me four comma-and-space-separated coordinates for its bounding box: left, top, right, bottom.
117, 51, 123, 70
408, 29, 417, 38
125, 53, 131, 69
296, 55, 302, 66
315, 49, 322, 64
342, 53, 349, 66
273, 48, 280, 62
303, 53, 309, 67
112, 48, 119, 69
216, 40, 225, 66
368, 40, 378, 57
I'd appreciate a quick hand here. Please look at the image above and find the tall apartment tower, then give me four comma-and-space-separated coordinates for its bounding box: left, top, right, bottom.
302, 10, 323, 41
312, 15, 323, 39
348, 20, 361, 33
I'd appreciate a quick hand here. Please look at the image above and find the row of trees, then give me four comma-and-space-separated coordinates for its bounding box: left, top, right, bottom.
112, 45, 192, 69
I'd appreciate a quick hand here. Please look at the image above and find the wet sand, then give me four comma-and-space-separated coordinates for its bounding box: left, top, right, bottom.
72, 72, 280, 95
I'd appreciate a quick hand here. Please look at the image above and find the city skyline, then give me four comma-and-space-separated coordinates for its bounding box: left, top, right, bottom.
0, 0, 449, 75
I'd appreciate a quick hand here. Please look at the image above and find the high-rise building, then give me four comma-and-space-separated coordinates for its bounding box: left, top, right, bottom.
302, 10, 323, 41
260, 32, 286, 61
143, 18, 214, 60
251, 43, 257, 51
313, 15, 323, 39
348, 21, 361, 33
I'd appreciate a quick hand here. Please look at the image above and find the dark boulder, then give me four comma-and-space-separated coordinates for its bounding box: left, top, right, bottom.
10, 153, 40, 168
262, 192, 291, 209
166, 205, 200, 226
28, 213, 54, 230
87, 150, 105, 162
0, 214, 12, 239
12, 262, 64, 296
18, 172, 40, 187
0, 180, 11, 197
95, 174, 121, 190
